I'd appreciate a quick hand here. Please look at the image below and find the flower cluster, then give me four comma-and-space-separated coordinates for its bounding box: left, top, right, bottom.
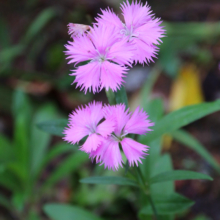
65, 0, 164, 94
63, 1, 161, 171
63, 102, 154, 170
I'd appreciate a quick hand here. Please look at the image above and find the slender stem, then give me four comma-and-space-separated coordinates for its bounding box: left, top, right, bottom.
105, 88, 116, 105
105, 86, 158, 219
147, 194, 159, 220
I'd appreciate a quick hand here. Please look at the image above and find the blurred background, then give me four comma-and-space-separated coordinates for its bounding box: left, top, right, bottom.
0, 0, 220, 219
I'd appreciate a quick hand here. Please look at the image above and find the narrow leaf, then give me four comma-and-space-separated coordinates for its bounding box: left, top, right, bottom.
42, 151, 88, 189
80, 176, 138, 187
171, 129, 220, 173
140, 193, 194, 215
30, 104, 57, 176
140, 100, 220, 144
37, 119, 68, 137
150, 170, 212, 184
22, 8, 56, 44
44, 204, 103, 220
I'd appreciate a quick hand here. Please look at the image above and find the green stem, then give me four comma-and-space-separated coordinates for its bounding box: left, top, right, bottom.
147, 194, 159, 220
105, 88, 116, 105
105, 86, 158, 219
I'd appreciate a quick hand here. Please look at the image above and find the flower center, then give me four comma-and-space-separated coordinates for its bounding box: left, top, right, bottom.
87, 123, 97, 135
120, 24, 139, 41
98, 54, 106, 63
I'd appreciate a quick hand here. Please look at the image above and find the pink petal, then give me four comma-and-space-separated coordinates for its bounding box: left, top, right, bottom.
87, 101, 103, 125
124, 106, 154, 135
63, 125, 89, 145
63, 101, 104, 145
136, 19, 165, 46
80, 133, 103, 153
120, 0, 152, 29
89, 25, 119, 54
107, 38, 134, 66
132, 38, 158, 65
90, 139, 123, 171
100, 61, 128, 92
101, 140, 123, 171
103, 104, 130, 136
72, 61, 101, 94
65, 35, 96, 65
67, 23, 91, 39
96, 117, 115, 137
121, 138, 149, 167
95, 8, 123, 30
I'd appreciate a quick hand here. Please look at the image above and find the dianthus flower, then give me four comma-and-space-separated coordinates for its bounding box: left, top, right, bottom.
90, 104, 154, 170
67, 23, 91, 39
96, 0, 165, 65
63, 101, 115, 153
65, 24, 134, 93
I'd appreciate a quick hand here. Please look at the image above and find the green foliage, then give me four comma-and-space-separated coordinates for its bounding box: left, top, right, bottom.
80, 176, 138, 187
140, 100, 220, 144
44, 204, 103, 220
42, 151, 88, 189
37, 119, 68, 137
150, 170, 212, 184
171, 130, 220, 173
139, 193, 194, 215
0, 90, 89, 218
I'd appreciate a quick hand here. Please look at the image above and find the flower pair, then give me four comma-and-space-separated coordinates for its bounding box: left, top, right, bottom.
63, 102, 154, 170
65, 0, 165, 93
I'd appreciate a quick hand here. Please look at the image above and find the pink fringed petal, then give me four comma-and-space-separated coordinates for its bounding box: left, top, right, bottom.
96, 117, 115, 138
95, 8, 123, 29
100, 140, 123, 171
100, 61, 128, 92
63, 125, 89, 145
72, 61, 101, 94
80, 133, 103, 153
121, 138, 149, 166
124, 106, 154, 135
120, 0, 152, 29
103, 104, 130, 136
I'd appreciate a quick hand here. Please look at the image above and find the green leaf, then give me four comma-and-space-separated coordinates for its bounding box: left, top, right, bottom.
22, 8, 56, 44
38, 142, 75, 175
115, 86, 128, 108
42, 151, 88, 189
150, 170, 212, 184
37, 119, 68, 137
171, 130, 220, 173
140, 138, 162, 182
0, 171, 22, 192
30, 104, 57, 177
142, 98, 164, 123
0, 134, 13, 164
80, 176, 138, 187
12, 90, 32, 183
140, 193, 194, 215
0, 45, 24, 64
44, 204, 103, 220
0, 194, 11, 210
151, 154, 174, 195
140, 100, 220, 144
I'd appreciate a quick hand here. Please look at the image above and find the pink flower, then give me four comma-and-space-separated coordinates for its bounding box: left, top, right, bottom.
63, 101, 115, 153
67, 23, 91, 39
90, 104, 154, 170
96, 0, 165, 65
65, 24, 134, 93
